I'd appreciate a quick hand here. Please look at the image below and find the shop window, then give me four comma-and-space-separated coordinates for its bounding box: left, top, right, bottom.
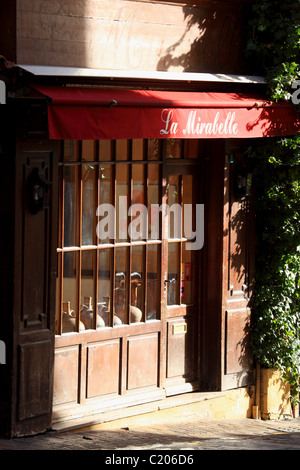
56, 138, 163, 334
166, 172, 197, 306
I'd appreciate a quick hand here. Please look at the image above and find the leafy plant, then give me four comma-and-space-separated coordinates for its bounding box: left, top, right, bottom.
247, 0, 300, 102
246, 0, 300, 401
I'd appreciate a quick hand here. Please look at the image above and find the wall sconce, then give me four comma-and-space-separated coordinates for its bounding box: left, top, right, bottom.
27, 168, 52, 214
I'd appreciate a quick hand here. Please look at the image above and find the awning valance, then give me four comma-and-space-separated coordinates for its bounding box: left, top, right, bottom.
34, 85, 300, 140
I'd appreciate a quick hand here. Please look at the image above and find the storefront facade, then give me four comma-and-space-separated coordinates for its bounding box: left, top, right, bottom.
0, 0, 299, 437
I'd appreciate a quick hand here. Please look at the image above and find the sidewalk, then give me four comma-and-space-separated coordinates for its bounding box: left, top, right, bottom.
1, 417, 300, 451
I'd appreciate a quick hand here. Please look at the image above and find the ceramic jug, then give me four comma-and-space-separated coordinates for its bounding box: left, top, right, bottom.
62, 301, 85, 333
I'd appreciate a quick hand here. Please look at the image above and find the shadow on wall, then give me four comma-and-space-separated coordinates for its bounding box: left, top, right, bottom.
156, 3, 253, 75
16, 0, 255, 75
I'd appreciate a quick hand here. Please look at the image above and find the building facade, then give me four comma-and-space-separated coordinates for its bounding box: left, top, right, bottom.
0, 0, 299, 437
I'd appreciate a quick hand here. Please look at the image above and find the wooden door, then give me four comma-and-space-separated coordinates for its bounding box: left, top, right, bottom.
53, 138, 203, 424
53, 139, 165, 424
12, 141, 59, 436
162, 162, 202, 395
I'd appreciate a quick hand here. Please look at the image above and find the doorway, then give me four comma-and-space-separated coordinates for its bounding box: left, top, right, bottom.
162, 160, 202, 394
53, 138, 203, 422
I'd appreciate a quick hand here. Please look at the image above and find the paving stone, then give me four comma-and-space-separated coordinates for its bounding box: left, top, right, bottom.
1, 418, 300, 451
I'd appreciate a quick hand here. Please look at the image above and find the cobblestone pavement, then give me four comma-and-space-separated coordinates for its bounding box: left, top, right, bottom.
1, 418, 300, 452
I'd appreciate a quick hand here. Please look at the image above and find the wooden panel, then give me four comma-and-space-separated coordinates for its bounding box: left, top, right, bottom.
220, 145, 254, 390
229, 199, 247, 294
15, 151, 55, 332
225, 309, 252, 374
53, 346, 79, 406
17, 0, 251, 73
86, 340, 120, 398
127, 334, 159, 390
18, 341, 52, 420
21, 158, 49, 330
166, 317, 193, 379
224, 148, 255, 301
11, 141, 58, 437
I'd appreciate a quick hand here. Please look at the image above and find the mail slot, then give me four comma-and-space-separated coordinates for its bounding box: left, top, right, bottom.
172, 323, 187, 335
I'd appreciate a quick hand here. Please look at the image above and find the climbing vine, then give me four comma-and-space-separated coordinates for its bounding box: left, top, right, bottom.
247, 0, 300, 103
246, 0, 300, 401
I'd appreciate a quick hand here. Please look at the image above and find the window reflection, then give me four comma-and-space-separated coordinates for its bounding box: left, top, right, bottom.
148, 139, 160, 160
148, 165, 160, 240
116, 139, 128, 160
62, 251, 82, 333
131, 165, 145, 241
63, 166, 79, 247
98, 165, 112, 244
58, 138, 165, 335
181, 242, 193, 305
131, 245, 144, 323
167, 175, 181, 239
82, 165, 96, 245
115, 247, 128, 324
80, 250, 105, 329
99, 140, 112, 161
147, 244, 160, 319
167, 243, 179, 305
116, 165, 129, 242
166, 139, 181, 159
63, 140, 79, 162
97, 249, 114, 327
132, 139, 144, 160
82, 140, 95, 161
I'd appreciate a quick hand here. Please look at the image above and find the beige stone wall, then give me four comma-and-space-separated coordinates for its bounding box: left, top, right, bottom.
260, 368, 292, 420
16, 0, 249, 73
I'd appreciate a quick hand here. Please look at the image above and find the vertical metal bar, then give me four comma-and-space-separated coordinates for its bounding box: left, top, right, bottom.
142, 149, 149, 321
77, 142, 83, 332
128, 139, 132, 162
58, 165, 65, 335
157, 159, 165, 320
179, 174, 183, 305
95, 139, 100, 162
78, 342, 87, 405
93, 144, 99, 329
128, 150, 132, 324
143, 244, 147, 322
128, 245, 131, 324
144, 156, 148, 321
91, 250, 96, 329
58, 252, 63, 335
111, 140, 116, 328
144, 139, 149, 321
159, 142, 167, 387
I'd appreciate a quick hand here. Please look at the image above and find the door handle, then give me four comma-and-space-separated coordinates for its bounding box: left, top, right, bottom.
164, 278, 175, 284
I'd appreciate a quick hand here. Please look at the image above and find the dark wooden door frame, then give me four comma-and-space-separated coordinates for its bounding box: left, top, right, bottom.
10, 140, 59, 437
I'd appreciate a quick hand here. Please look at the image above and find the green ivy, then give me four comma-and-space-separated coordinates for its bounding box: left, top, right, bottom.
246, 0, 300, 401
247, 138, 300, 399
247, 0, 300, 102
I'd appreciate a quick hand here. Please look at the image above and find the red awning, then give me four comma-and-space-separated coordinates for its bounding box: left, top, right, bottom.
34, 85, 300, 140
